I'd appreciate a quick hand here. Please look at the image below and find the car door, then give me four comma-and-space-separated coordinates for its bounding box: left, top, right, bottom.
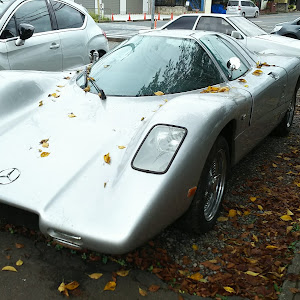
201, 34, 287, 142
50, 0, 89, 69
2, 0, 62, 71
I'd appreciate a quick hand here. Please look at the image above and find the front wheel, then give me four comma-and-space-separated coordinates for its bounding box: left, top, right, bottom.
254, 11, 258, 18
179, 136, 229, 233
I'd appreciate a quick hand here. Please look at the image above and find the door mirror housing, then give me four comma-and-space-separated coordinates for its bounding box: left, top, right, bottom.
231, 30, 243, 39
15, 23, 35, 46
227, 57, 241, 71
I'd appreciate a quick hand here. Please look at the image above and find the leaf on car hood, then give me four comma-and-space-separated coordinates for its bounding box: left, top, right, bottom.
48, 93, 60, 98
154, 91, 164, 96
104, 153, 111, 164
68, 113, 76, 118
252, 70, 263, 76
41, 152, 50, 158
39, 101, 43, 107
83, 86, 90, 93
238, 78, 247, 83
201, 86, 230, 93
57, 85, 65, 88
118, 146, 126, 149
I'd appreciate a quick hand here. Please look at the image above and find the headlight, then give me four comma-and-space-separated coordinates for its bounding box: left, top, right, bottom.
132, 124, 187, 174
272, 25, 282, 33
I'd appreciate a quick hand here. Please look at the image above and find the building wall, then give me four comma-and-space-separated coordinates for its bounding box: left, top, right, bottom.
126, 0, 143, 13
103, 0, 121, 14
74, 0, 95, 11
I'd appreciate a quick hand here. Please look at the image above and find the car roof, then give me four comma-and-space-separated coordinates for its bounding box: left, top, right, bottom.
140, 29, 215, 39
173, 13, 239, 18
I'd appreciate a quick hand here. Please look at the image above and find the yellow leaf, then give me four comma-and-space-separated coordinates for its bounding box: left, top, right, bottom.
192, 244, 198, 251
252, 234, 258, 242
104, 153, 111, 164
258, 205, 263, 211
139, 287, 147, 296
65, 281, 80, 290
244, 85, 249, 88
250, 197, 256, 202
154, 91, 164, 96
48, 93, 60, 98
58, 282, 65, 293
244, 210, 251, 216
246, 258, 258, 264
118, 146, 126, 149
287, 226, 293, 234
40, 152, 50, 158
57, 85, 65, 88
272, 163, 277, 168
68, 113, 76, 118
2, 266, 17, 272
39, 101, 43, 107
116, 270, 130, 277
178, 270, 189, 276
64, 76, 71, 80
88, 273, 103, 279
42, 142, 49, 148
16, 259, 23, 266
266, 245, 278, 249
83, 86, 90, 92
103, 281, 116, 291
259, 275, 269, 280
40, 138, 49, 144
238, 78, 247, 83
228, 209, 237, 218
252, 69, 263, 76
281, 215, 293, 221
237, 210, 242, 216
224, 286, 235, 293
245, 271, 259, 276
141, 117, 145, 121
287, 209, 294, 216
217, 216, 228, 222
189, 272, 203, 281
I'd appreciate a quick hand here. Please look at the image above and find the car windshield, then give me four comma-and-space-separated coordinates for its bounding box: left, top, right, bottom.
228, 16, 266, 37
0, 0, 14, 18
76, 35, 223, 96
228, 1, 238, 5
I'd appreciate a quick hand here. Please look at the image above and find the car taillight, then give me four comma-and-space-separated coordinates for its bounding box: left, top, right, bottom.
238, 5, 241, 10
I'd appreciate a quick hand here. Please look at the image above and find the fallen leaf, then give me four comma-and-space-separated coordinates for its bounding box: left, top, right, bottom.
244, 85, 249, 87
272, 163, 277, 168
65, 281, 79, 290
224, 286, 235, 293
139, 287, 147, 296
42, 142, 49, 148
103, 281, 116, 291
15, 243, 24, 249
88, 273, 103, 279
189, 272, 203, 281
238, 78, 247, 83
281, 215, 293, 221
64, 76, 70, 80
68, 113, 76, 118
40, 152, 50, 158
141, 117, 145, 121
2, 266, 17, 272
245, 271, 259, 276
48, 93, 60, 98
287, 209, 294, 216
148, 285, 160, 292
287, 226, 293, 234
118, 146, 126, 149
187, 186, 197, 198
266, 245, 278, 249
104, 153, 111, 164
39, 101, 43, 107
228, 209, 237, 218
217, 216, 228, 222
83, 86, 90, 92
252, 234, 258, 242
116, 270, 130, 277
58, 282, 66, 293
16, 259, 23, 266
104, 182, 107, 188
290, 287, 300, 294
154, 91, 164, 96
250, 197, 257, 202
258, 205, 263, 211
192, 244, 198, 251
252, 69, 263, 76
57, 85, 65, 88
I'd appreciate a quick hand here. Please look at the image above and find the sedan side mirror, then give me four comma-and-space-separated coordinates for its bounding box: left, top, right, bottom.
15, 23, 35, 46
227, 57, 241, 71
231, 31, 243, 39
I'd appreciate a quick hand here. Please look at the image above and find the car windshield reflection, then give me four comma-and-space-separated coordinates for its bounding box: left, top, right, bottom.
228, 16, 267, 37
0, 0, 14, 18
76, 35, 223, 97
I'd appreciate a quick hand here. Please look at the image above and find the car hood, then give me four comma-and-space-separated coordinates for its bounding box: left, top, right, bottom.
256, 34, 300, 48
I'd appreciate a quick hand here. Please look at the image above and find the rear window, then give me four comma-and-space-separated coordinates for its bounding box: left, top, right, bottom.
164, 16, 198, 30
228, 1, 238, 6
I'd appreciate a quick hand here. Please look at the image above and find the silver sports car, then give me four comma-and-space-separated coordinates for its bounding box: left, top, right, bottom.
0, 30, 299, 254
0, 0, 108, 71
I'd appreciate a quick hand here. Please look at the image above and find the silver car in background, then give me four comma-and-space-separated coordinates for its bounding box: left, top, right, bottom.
226, 0, 259, 18
0, 0, 108, 71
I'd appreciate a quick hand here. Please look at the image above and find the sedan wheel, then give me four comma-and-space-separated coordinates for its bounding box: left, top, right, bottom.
178, 136, 229, 233
254, 11, 258, 18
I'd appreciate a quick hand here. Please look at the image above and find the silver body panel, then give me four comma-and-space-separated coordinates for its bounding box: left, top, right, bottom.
0, 0, 108, 71
0, 30, 299, 254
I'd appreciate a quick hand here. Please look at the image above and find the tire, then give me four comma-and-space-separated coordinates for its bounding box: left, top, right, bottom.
273, 83, 298, 136
254, 11, 258, 18
242, 12, 245, 17
179, 136, 229, 233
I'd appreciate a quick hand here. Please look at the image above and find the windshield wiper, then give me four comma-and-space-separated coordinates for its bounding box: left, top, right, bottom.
89, 78, 106, 100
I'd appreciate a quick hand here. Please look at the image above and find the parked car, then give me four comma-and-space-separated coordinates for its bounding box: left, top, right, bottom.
0, 0, 108, 71
161, 14, 300, 57
226, 0, 259, 18
271, 17, 300, 39
0, 30, 299, 254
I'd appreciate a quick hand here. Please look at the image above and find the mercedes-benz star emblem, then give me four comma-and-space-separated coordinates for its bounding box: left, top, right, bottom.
0, 168, 21, 185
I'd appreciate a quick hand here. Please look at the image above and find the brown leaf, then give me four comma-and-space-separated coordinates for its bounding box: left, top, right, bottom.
15, 243, 24, 249
201, 261, 221, 271
187, 186, 197, 198
290, 288, 300, 294
83, 86, 90, 92
148, 285, 160, 292
39, 101, 43, 107
116, 270, 130, 277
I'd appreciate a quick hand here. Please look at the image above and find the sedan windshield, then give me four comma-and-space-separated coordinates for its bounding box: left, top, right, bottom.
228, 16, 267, 37
0, 0, 14, 18
76, 35, 223, 96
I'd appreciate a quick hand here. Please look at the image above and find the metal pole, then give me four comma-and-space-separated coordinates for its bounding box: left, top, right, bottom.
151, 0, 155, 29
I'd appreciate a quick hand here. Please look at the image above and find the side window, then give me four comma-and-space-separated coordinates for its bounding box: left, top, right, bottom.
164, 16, 198, 30
52, 1, 85, 29
15, 0, 52, 33
0, 16, 17, 39
201, 35, 249, 80
196, 17, 235, 36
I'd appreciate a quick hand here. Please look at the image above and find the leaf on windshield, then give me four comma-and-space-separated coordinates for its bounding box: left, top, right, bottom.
39, 101, 43, 107
154, 91, 165, 96
252, 70, 263, 76
238, 78, 247, 83
104, 153, 111, 164
83, 86, 90, 92
68, 113, 76, 118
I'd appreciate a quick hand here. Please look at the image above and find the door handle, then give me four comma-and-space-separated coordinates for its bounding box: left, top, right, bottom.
268, 72, 279, 80
50, 43, 60, 49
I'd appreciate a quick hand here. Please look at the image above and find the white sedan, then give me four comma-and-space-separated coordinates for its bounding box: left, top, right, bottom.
0, 0, 109, 71
161, 14, 300, 57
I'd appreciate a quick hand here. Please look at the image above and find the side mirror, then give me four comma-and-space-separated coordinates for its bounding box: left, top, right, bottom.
15, 23, 35, 46
227, 57, 241, 71
231, 30, 243, 39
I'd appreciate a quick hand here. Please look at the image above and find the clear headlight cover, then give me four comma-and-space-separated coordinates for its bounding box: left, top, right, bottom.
272, 25, 282, 32
132, 124, 187, 174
